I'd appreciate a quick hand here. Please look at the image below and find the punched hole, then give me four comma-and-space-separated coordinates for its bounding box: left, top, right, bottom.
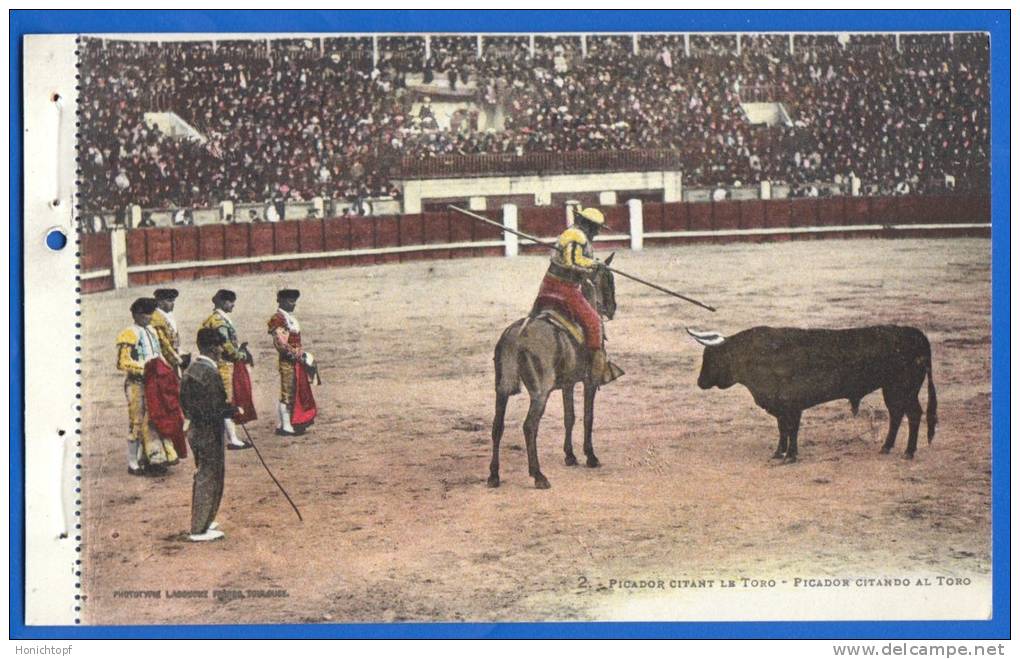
46, 227, 67, 251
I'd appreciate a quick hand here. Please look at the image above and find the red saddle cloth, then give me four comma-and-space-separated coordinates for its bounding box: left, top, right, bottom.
232, 362, 258, 424
535, 274, 602, 350
143, 358, 187, 458
292, 360, 318, 427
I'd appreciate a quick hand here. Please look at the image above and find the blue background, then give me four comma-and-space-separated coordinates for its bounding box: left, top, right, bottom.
10, 9, 1010, 640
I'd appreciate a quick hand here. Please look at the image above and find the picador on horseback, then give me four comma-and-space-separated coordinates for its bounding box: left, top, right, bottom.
534, 206, 621, 385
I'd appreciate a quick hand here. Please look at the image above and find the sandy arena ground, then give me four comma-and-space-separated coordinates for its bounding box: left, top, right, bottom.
80, 237, 992, 624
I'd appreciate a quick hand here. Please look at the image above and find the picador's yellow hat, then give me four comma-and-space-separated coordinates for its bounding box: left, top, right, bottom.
576, 207, 606, 226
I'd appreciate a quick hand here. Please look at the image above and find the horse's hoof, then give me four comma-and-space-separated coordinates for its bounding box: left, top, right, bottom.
564, 454, 578, 467
903, 452, 915, 460
880, 446, 892, 454
487, 475, 500, 488
771, 451, 785, 460
534, 475, 551, 489
585, 456, 601, 469
782, 455, 798, 464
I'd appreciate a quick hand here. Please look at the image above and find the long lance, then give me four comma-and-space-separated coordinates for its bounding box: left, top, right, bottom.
448, 205, 717, 312
238, 423, 303, 522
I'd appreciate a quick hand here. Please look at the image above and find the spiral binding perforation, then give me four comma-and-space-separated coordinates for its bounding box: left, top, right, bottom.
72, 35, 83, 625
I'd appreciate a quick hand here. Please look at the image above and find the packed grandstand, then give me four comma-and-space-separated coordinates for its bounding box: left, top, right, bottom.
78, 32, 989, 218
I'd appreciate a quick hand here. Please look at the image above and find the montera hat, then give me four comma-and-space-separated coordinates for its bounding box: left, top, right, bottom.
196, 327, 227, 349
212, 289, 237, 304
130, 297, 158, 314
153, 288, 179, 301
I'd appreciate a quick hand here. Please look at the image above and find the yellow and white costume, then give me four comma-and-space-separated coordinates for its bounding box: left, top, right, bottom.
116, 325, 178, 469
151, 308, 183, 370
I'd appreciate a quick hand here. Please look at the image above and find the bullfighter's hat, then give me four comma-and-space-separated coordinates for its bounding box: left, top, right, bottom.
130, 297, 158, 315
212, 289, 237, 304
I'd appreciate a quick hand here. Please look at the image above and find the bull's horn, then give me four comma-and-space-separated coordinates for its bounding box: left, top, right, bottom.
686, 328, 726, 346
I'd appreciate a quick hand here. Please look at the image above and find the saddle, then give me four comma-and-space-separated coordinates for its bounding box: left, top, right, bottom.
527, 304, 624, 385
531, 306, 586, 347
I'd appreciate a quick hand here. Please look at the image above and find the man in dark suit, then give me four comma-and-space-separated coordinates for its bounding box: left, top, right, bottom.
180, 328, 237, 542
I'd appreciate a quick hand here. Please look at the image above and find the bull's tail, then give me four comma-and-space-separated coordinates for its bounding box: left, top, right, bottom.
926, 360, 938, 444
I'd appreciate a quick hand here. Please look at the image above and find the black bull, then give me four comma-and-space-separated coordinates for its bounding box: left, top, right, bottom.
691, 326, 938, 461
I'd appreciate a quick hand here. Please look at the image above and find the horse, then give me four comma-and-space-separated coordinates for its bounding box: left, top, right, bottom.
488, 255, 618, 489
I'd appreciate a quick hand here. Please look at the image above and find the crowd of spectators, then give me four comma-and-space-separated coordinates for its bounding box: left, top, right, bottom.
78, 33, 990, 214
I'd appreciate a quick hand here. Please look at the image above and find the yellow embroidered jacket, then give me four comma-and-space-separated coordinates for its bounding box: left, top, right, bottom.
115, 325, 161, 378
200, 310, 245, 364
150, 309, 182, 368
547, 225, 597, 282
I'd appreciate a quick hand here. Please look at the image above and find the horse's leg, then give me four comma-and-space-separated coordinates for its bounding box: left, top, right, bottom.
488, 392, 509, 488
582, 380, 600, 468
523, 390, 552, 489
563, 385, 578, 466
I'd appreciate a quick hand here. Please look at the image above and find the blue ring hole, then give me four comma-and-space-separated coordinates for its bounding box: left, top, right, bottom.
46, 227, 67, 251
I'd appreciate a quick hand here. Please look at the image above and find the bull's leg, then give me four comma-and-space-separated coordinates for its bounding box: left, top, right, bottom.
904, 397, 923, 459
563, 385, 578, 466
880, 388, 906, 454
772, 415, 789, 459
783, 412, 802, 463
582, 381, 600, 468
523, 391, 552, 489
488, 393, 509, 488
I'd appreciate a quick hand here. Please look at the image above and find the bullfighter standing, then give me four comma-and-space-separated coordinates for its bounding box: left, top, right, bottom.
151, 288, 186, 372
115, 297, 180, 475
268, 288, 317, 436
200, 289, 255, 450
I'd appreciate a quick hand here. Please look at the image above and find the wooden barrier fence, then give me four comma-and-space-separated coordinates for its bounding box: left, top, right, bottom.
80, 194, 991, 293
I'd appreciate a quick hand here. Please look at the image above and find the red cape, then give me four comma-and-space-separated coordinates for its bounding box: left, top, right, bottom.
292, 359, 317, 427
232, 362, 258, 424
143, 358, 187, 458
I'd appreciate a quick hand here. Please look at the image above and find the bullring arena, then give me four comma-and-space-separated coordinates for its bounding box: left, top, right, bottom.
80, 235, 991, 623
74, 31, 993, 624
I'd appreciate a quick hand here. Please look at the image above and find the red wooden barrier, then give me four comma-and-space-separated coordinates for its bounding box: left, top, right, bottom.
348, 216, 378, 266
603, 205, 629, 231
398, 213, 426, 247
79, 232, 113, 292
322, 218, 352, 268
146, 228, 174, 264
80, 232, 112, 271
765, 199, 791, 228
77, 194, 992, 293
298, 219, 324, 253
789, 199, 817, 227
845, 197, 871, 226
815, 197, 845, 227
273, 221, 300, 254
223, 223, 252, 276
869, 196, 897, 225
126, 230, 149, 285
713, 201, 740, 230
977, 194, 992, 223
199, 225, 225, 261
520, 206, 564, 239
661, 202, 686, 232
643, 202, 664, 233
688, 203, 712, 231
374, 217, 400, 264
739, 200, 765, 229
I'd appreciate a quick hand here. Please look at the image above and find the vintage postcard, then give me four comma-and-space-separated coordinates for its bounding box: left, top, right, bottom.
21, 22, 998, 631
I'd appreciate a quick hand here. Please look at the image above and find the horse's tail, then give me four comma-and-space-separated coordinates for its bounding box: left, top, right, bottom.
495, 319, 526, 396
